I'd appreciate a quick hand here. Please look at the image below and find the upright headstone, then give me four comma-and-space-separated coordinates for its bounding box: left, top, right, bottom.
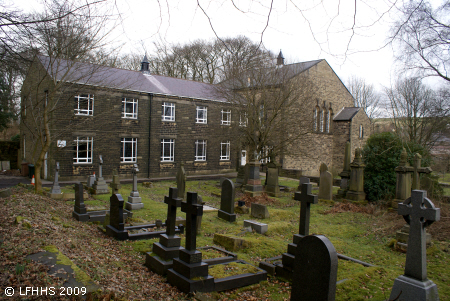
412, 153, 432, 190
345, 148, 366, 202
176, 162, 187, 199
236, 152, 246, 185
265, 162, 280, 197
245, 153, 263, 197
318, 163, 333, 201
218, 178, 237, 222
291, 235, 338, 301
50, 162, 62, 196
146, 187, 184, 275
86, 173, 96, 188
297, 176, 309, 191
105, 194, 128, 240
92, 155, 109, 194
110, 169, 121, 195
72, 183, 88, 221
393, 148, 414, 208
337, 141, 351, 198
125, 164, 144, 210
390, 190, 440, 301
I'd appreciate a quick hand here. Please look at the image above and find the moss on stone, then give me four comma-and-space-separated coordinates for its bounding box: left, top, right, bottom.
14, 216, 26, 224
209, 262, 259, 279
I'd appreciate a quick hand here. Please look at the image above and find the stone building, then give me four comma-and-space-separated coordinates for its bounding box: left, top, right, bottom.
20, 53, 371, 180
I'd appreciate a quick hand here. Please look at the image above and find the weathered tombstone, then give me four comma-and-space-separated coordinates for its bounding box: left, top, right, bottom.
291, 235, 338, 301
105, 194, 128, 240
167, 192, 215, 293
251, 203, 269, 219
50, 162, 62, 197
86, 173, 96, 188
393, 148, 414, 208
265, 164, 280, 197
125, 164, 144, 210
245, 153, 263, 196
146, 187, 184, 275
176, 162, 187, 199
318, 163, 333, 201
236, 153, 246, 185
412, 153, 432, 190
345, 148, 366, 202
72, 183, 88, 221
110, 169, 121, 195
92, 156, 109, 194
337, 141, 351, 198
218, 178, 237, 222
390, 190, 440, 301
297, 176, 309, 191
420, 176, 436, 199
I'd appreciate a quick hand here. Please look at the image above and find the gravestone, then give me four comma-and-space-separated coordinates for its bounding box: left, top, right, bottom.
110, 169, 121, 195
251, 203, 269, 219
176, 162, 187, 199
390, 190, 440, 301
337, 141, 351, 198
291, 235, 338, 301
297, 176, 309, 191
265, 164, 280, 197
72, 183, 88, 221
218, 178, 237, 222
412, 153, 432, 190
245, 154, 263, 196
243, 220, 268, 234
50, 162, 62, 197
393, 148, 414, 208
345, 148, 366, 202
167, 192, 215, 293
146, 187, 184, 275
125, 164, 144, 210
276, 180, 318, 280
86, 173, 96, 188
318, 163, 333, 201
105, 194, 128, 240
92, 156, 109, 194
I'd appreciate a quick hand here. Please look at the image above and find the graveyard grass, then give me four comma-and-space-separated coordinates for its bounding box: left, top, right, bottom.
0, 179, 449, 300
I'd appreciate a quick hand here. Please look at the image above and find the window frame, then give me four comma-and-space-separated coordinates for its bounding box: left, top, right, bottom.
74, 94, 94, 116
196, 106, 207, 124
220, 141, 230, 161
122, 98, 138, 119
239, 113, 248, 127
221, 109, 231, 125
161, 139, 175, 162
162, 102, 175, 121
121, 137, 137, 163
73, 137, 93, 164
359, 125, 364, 139
195, 140, 207, 161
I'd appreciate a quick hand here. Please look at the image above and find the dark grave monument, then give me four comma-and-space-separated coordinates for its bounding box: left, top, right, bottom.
390, 190, 440, 301
218, 178, 237, 222
146, 187, 184, 275
125, 164, 144, 210
91, 155, 109, 195
291, 235, 338, 301
49, 162, 62, 198
346, 148, 366, 202
245, 152, 263, 196
337, 141, 351, 198
265, 162, 280, 197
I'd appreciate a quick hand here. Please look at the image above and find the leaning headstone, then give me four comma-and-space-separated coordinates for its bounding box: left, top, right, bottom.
345, 148, 366, 202
245, 153, 263, 196
146, 187, 184, 275
91, 156, 109, 194
318, 163, 333, 201
72, 183, 88, 221
265, 166, 280, 197
167, 192, 214, 293
50, 162, 62, 198
390, 190, 440, 301
176, 162, 187, 199
218, 178, 237, 222
125, 164, 144, 210
337, 141, 351, 198
110, 169, 121, 195
105, 194, 128, 240
291, 235, 338, 301
393, 148, 414, 208
251, 203, 269, 219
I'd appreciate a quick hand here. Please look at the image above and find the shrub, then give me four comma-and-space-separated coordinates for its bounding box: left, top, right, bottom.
362, 132, 430, 202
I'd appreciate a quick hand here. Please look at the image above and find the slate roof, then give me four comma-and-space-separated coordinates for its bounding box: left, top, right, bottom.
333, 107, 361, 121
38, 56, 227, 102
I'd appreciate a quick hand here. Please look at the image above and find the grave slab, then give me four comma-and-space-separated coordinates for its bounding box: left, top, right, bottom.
243, 220, 268, 234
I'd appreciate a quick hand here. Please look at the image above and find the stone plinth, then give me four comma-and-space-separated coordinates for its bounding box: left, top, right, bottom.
244, 161, 263, 197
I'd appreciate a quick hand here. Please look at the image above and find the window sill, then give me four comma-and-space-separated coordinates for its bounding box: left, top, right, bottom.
162, 119, 176, 122
74, 114, 94, 117
120, 161, 137, 164
122, 117, 138, 120
73, 162, 93, 165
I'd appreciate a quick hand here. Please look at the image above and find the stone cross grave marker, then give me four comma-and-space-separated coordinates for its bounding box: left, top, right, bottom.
294, 180, 318, 237
99, 155, 103, 178
412, 153, 432, 190
165, 187, 182, 238
318, 163, 332, 201
74, 183, 86, 215
218, 178, 237, 222
390, 190, 440, 301
125, 164, 144, 210
50, 162, 61, 195
92, 155, 109, 194
110, 169, 121, 195
181, 192, 203, 253
291, 235, 338, 301
176, 162, 186, 199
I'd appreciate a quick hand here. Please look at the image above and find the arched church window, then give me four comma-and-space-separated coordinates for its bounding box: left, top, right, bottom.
324, 110, 329, 133
313, 107, 319, 131
320, 110, 324, 132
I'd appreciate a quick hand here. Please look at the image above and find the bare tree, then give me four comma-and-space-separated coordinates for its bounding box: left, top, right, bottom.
385, 76, 450, 151
391, 0, 450, 82
347, 76, 381, 119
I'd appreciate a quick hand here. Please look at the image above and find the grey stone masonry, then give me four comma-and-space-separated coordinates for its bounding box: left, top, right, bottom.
337, 141, 351, 198
125, 164, 144, 210
318, 163, 332, 201
345, 148, 366, 202
291, 235, 338, 301
243, 220, 268, 234
390, 190, 440, 301
50, 162, 62, 195
218, 178, 237, 222
92, 155, 109, 195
